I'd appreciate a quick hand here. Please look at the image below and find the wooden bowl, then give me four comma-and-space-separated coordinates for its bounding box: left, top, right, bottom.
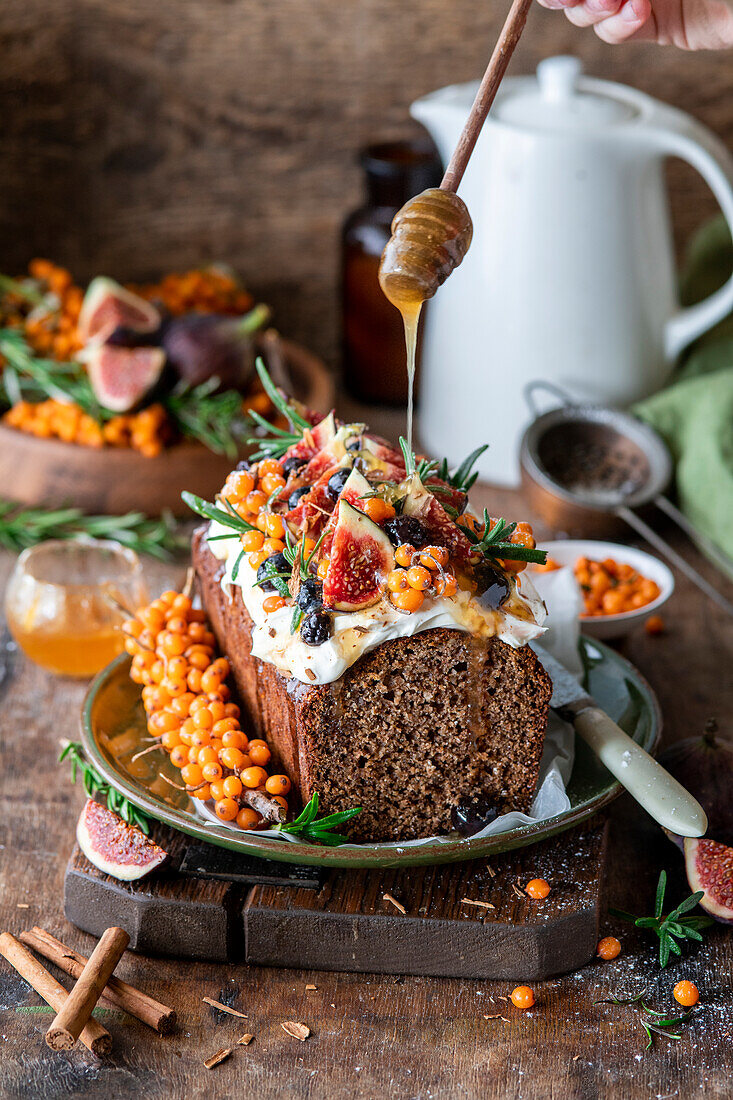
0, 340, 334, 517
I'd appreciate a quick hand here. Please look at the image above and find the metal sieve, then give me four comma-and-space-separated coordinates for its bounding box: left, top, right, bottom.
520, 382, 733, 617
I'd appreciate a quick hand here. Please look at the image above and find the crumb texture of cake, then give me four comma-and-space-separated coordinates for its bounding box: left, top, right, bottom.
194, 529, 551, 842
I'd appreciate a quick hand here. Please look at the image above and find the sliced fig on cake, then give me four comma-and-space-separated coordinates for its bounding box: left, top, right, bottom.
319, 467, 372, 557
84, 343, 166, 413
284, 463, 343, 534
684, 836, 733, 924
323, 499, 395, 611
402, 474, 474, 564
78, 276, 161, 345
76, 798, 168, 881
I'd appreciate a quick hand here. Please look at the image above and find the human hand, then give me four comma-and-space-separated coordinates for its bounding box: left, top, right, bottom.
536, 0, 733, 49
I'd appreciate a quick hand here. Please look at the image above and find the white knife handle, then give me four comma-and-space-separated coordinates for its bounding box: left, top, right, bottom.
572, 706, 707, 838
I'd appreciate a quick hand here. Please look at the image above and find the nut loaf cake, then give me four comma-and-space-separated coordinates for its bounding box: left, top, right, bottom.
185, 379, 553, 843
193, 528, 552, 842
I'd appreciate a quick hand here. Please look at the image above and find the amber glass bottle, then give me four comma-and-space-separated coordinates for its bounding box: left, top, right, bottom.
342, 140, 441, 405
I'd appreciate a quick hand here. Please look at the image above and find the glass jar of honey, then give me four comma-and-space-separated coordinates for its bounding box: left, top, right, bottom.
4, 538, 147, 677
341, 139, 441, 405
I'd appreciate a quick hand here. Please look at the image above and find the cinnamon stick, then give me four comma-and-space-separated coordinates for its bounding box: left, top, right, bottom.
0, 933, 111, 1056
19, 928, 175, 1035
45, 926, 129, 1051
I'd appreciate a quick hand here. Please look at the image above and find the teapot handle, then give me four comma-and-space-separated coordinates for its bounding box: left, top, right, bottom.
644, 110, 733, 361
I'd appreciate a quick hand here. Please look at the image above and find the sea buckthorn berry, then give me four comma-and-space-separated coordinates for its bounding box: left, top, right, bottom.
236, 807, 263, 830
188, 621, 207, 642
162, 677, 188, 698
193, 707, 213, 730
214, 717, 239, 737
202, 761, 223, 783
525, 878, 551, 900
223, 775, 243, 799
391, 588, 425, 613
265, 774, 291, 796
387, 569, 409, 593
166, 656, 188, 680
245, 490, 267, 513
161, 730, 182, 751
170, 693, 196, 717
215, 797, 239, 822
406, 565, 432, 591
221, 730, 248, 752
219, 747, 248, 772
262, 539, 285, 557
261, 474, 286, 496
271, 795, 289, 810
242, 766, 269, 789
263, 595, 287, 614
510, 986, 535, 1010
224, 703, 240, 719
264, 512, 286, 539
597, 936, 622, 961
187, 744, 202, 765
170, 745, 189, 769
209, 779, 226, 802
435, 573, 458, 598
248, 740, 271, 766
197, 746, 219, 766
160, 632, 187, 657
317, 559, 329, 580
191, 783, 211, 802
242, 529, 265, 552
181, 763, 203, 787
421, 546, 449, 569
249, 550, 269, 570
200, 669, 223, 694
362, 497, 396, 523
259, 457, 283, 478
673, 980, 699, 1007
226, 470, 255, 499
187, 668, 203, 693
256, 512, 270, 533
645, 614, 665, 636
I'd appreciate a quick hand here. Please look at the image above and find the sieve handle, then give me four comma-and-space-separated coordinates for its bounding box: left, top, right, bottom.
523, 380, 578, 419
617, 505, 733, 618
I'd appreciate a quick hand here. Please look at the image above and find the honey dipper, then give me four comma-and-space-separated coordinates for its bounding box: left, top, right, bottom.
379, 0, 533, 308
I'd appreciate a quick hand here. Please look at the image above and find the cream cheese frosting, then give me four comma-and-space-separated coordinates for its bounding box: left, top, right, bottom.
207, 520, 546, 686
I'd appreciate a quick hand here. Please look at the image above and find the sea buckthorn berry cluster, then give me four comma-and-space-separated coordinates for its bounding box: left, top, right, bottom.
361, 497, 396, 523
575, 556, 661, 617
220, 460, 293, 568
123, 589, 289, 830
387, 544, 457, 613
130, 267, 254, 318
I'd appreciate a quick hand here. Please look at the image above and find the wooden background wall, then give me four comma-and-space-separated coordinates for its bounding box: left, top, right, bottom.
1, 0, 731, 366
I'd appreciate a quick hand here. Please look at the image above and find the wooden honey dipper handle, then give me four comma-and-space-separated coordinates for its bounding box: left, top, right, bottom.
441, 0, 533, 193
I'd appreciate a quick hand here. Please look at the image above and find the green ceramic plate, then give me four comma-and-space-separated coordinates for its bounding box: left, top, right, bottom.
80, 640, 661, 869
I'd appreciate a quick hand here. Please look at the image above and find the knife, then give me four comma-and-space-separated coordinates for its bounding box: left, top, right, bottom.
531, 643, 707, 838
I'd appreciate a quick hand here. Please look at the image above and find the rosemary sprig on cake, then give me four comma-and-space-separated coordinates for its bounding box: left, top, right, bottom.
609, 870, 713, 967
246, 358, 311, 459
59, 741, 152, 833
275, 792, 362, 846
0, 500, 184, 559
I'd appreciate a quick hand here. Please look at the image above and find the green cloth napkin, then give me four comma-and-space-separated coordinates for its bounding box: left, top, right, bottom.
633, 216, 733, 557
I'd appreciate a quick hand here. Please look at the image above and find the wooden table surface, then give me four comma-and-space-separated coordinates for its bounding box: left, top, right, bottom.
1, 448, 732, 1099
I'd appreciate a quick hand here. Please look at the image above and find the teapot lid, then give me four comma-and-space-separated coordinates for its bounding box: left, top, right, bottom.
494, 57, 636, 131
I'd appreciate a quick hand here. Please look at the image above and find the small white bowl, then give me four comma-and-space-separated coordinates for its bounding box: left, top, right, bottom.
539, 539, 675, 640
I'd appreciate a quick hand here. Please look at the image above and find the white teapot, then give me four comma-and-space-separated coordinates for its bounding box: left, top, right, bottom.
412, 57, 733, 486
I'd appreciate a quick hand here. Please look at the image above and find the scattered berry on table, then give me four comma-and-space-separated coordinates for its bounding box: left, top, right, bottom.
645, 614, 665, 635
510, 986, 535, 1010
596, 936, 622, 960
673, 980, 699, 1007
525, 878, 551, 900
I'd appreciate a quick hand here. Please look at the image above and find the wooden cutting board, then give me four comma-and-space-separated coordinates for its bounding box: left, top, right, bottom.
64, 816, 608, 981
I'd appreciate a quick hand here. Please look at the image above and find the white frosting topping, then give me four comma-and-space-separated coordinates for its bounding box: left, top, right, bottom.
207, 520, 547, 686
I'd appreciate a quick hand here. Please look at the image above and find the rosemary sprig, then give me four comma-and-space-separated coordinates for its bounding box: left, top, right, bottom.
181, 491, 257, 534
164, 379, 246, 458
283, 526, 326, 583
0, 329, 108, 420
245, 358, 310, 459
609, 870, 714, 968
436, 444, 488, 494
595, 986, 696, 1051
275, 792, 362, 847
0, 499, 184, 559
462, 510, 547, 565
59, 741, 151, 833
